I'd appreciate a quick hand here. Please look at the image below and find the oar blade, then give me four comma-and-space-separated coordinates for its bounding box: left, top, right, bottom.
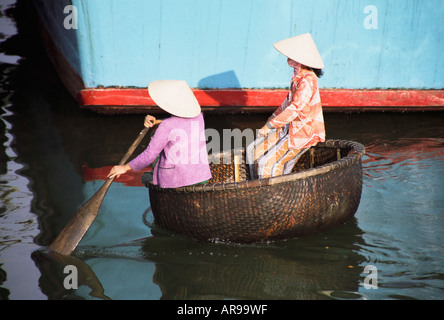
47, 124, 155, 256
48, 179, 112, 255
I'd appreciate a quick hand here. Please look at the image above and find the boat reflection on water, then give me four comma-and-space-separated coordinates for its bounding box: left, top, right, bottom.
32, 216, 367, 300
144, 222, 367, 300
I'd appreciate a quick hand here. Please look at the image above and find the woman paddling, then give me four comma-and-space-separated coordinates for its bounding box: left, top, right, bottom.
108, 80, 212, 188
249, 33, 326, 179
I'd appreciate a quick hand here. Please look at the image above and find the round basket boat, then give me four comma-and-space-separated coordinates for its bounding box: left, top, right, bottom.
146, 140, 365, 243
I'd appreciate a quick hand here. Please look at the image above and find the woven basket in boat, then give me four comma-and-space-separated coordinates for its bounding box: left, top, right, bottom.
147, 140, 365, 243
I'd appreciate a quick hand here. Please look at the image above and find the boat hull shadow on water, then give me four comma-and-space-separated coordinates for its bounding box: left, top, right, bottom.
146, 140, 365, 243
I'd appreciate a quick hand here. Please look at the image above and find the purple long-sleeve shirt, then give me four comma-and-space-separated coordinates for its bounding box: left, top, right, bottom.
128, 113, 212, 188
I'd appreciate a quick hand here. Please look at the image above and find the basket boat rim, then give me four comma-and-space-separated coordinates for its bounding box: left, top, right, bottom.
148, 139, 365, 193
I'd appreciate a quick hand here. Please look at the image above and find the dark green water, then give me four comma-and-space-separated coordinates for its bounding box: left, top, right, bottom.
1, 1, 443, 300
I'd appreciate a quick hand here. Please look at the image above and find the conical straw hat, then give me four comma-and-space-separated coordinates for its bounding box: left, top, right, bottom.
273, 33, 324, 69
148, 80, 201, 118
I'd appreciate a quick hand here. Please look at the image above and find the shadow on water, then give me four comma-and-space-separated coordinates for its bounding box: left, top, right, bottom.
32, 217, 367, 300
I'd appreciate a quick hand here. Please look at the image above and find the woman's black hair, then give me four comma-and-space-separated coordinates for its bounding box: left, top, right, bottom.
311, 68, 324, 78
301, 65, 324, 78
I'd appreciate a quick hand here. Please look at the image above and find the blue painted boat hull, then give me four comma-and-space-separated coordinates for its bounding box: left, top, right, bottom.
32, 0, 444, 111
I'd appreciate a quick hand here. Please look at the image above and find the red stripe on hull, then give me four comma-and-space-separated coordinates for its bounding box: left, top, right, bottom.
78, 88, 444, 114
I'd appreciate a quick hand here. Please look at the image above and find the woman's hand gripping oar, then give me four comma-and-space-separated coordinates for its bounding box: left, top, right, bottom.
48, 117, 161, 255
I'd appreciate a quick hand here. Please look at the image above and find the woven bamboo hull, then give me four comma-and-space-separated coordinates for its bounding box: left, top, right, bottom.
147, 140, 365, 243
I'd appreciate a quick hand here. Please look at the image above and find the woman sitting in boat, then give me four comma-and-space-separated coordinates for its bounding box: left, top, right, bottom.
107, 80, 212, 188
251, 33, 326, 179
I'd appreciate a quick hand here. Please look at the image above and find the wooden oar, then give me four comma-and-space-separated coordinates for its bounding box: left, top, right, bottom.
49, 121, 160, 255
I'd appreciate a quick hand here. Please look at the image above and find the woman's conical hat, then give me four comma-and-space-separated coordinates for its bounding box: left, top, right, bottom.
148, 80, 201, 118
273, 33, 324, 69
